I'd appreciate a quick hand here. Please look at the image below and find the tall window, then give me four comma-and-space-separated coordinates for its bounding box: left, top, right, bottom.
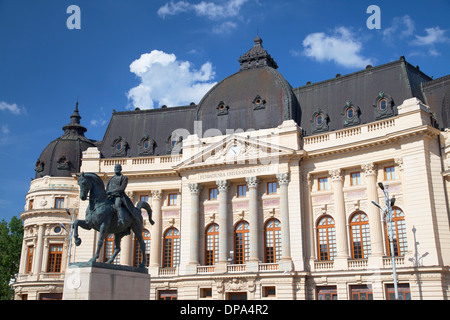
134, 229, 151, 267
234, 221, 249, 264
385, 207, 408, 256
104, 234, 120, 265
209, 188, 218, 200
317, 216, 336, 261
384, 166, 395, 180
350, 212, 371, 259
350, 172, 361, 186
28, 199, 34, 210
237, 185, 247, 198
26, 246, 34, 273
168, 193, 177, 206
318, 177, 328, 191
264, 219, 281, 263
47, 244, 63, 273
205, 224, 219, 265
267, 182, 277, 195
54, 197, 64, 209
163, 228, 180, 268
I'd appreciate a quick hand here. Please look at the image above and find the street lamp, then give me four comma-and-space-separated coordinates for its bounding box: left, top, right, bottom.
371, 182, 399, 300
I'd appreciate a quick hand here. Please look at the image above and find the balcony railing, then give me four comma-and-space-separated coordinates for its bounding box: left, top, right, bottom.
158, 267, 178, 276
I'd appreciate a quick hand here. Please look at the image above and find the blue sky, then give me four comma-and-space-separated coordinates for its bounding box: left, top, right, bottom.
0, 0, 449, 222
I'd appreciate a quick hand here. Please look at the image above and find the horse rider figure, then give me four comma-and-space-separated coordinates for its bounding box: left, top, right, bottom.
106, 164, 135, 227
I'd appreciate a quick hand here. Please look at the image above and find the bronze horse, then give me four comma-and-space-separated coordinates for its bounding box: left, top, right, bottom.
73, 172, 154, 268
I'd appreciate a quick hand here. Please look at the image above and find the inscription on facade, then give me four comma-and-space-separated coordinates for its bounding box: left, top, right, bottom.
198, 165, 278, 181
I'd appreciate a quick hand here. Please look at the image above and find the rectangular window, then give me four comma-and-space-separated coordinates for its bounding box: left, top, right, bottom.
318, 177, 328, 191
262, 286, 276, 298
47, 244, 63, 273
168, 193, 177, 206
386, 283, 411, 300
28, 199, 34, 210
267, 182, 277, 195
54, 197, 64, 209
317, 286, 338, 300
384, 166, 395, 180
350, 285, 373, 300
26, 246, 34, 273
350, 172, 361, 186
140, 195, 149, 202
200, 288, 213, 298
209, 188, 218, 200
237, 185, 247, 197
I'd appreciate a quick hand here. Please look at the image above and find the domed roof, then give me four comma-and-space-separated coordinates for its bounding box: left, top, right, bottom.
34, 103, 97, 179
197, 37, 301, 135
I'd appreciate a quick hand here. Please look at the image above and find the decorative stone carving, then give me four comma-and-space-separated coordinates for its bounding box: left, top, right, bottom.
328, 169, 342, 181
276, 173, 290, 185
151, 189, 162, 200
394, 157, 404, 171
362, 163, 376, 176
188, 183, 203, 194
216, 180, 229, 192
245, 176, 260, 188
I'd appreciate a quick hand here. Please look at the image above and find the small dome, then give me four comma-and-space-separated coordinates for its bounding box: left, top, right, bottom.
34, 103, 97, 179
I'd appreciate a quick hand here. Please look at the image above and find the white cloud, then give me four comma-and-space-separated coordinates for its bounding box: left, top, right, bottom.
212, 21, 238, 34
157, 0, 249, 20
383, 15, 415, 43
1, 125, 10, 135
0, 101, 22, 115
127, 50, 217, 109
302, 27, 373, 69
411, 27, 450, 46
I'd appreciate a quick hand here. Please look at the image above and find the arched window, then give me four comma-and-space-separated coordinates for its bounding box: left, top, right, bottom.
234, 221, 249, 264
317, 216, 336, 261
163, 228, 180, 268
350, 212, 371, 259
264, 219, 281, 263
104, 234, 120, 265
385, 207, 408, 256
205, 224, 219, 265
133, 229, 151, 267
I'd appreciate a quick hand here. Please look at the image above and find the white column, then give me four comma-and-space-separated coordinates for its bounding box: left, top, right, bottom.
149, 190, 162, 275
188, 183, 202, 270
277, 173, 294, 271
362, 163, 384, 265
329, 169, 350, 268
217, 180, 229, 265
246, 176, 260, 264
33, 224, 45, 275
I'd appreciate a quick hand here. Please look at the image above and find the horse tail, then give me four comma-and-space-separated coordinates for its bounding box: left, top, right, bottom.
137, 201, 154, 225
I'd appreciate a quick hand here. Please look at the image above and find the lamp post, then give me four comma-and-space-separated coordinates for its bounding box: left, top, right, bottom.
371, 182, 399, 300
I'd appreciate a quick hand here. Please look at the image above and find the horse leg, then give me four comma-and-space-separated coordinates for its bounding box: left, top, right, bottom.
73, 219, 91, 247
90, 222, 108, 264
107, 233, 124, 264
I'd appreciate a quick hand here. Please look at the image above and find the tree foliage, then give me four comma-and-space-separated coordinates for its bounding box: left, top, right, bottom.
0, 216, 23, 300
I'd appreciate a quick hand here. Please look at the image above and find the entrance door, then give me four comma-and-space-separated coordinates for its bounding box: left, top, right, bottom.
227, 292, 247, 300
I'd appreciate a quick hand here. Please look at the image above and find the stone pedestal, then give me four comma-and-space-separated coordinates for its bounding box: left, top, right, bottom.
62, 262, 150, 300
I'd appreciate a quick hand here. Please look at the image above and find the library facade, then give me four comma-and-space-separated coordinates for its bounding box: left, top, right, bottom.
14, 37, 450, 300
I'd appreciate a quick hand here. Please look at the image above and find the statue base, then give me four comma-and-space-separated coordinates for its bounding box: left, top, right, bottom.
62, 261, 150, 300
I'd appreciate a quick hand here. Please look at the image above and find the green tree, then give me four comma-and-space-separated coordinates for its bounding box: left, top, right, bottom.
0, 216, 23, 300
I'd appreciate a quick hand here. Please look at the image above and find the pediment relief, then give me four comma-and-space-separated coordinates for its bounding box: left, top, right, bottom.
176, 134, 295, 169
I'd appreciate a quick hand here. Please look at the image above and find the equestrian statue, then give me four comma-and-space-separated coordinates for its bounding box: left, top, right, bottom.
73, 164, 154, 268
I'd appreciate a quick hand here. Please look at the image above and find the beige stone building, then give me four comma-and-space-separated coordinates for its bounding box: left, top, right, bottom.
14, 37, 450, 300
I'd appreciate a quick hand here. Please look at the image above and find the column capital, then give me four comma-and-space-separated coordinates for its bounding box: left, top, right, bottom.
188, 183, 203, 194
276, 173, 290, 186
328, 169, 342, 182
245, 176, 260, 188
216, 180, 229, 192
362, 163, 377, 177
151, 189, 162, 200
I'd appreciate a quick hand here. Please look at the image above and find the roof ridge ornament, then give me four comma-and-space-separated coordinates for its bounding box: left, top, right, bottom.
238, 36, 278, 71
